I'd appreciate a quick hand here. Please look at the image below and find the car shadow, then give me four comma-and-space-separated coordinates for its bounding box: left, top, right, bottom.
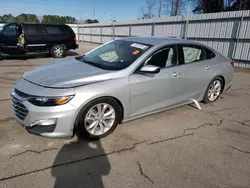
0, 51, 79, 61
51, 134, 111, 188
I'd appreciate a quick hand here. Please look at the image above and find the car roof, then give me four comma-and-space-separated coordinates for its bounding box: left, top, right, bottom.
120, 36, 192, 46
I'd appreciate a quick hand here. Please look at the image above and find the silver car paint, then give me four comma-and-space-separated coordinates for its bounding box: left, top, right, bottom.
23, 58, 116, 88
12, 37, 234, 138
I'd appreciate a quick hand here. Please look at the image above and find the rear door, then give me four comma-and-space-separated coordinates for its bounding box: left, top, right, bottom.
43, 25, 69, 49
176, 44, 215, 101
0, 23, 21, 54
24, 24, 47, 52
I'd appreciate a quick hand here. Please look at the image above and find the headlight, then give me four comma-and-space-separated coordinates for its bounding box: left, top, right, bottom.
28, 95, 74, 106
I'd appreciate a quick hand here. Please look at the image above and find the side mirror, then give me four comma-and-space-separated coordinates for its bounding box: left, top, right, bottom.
139, 65, 160, 74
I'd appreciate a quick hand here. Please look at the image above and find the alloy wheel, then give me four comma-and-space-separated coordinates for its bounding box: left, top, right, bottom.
208, 80, 222, 101
84, 103, 116, 136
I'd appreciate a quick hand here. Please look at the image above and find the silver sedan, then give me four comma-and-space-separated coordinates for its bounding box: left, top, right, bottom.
12, 37, 234, 139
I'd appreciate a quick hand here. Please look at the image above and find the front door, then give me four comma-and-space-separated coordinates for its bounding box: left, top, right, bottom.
0, 23, 22, 54
129, 45, 185, 118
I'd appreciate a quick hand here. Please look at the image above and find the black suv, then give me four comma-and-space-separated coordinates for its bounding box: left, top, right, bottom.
0, 23, 78, 58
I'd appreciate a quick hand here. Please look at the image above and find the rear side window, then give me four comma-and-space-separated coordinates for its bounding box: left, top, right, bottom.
45, 26, 62, 35
60, 26, 73, 36
179, 45, 206, 65
205, 48, 216, 59
25, 25, 46, 35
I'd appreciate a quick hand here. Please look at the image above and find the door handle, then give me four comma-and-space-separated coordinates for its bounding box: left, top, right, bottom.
172, 72, 179, 77
205, 66, 211, 70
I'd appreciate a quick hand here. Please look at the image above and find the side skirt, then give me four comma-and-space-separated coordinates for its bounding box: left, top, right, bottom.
122, 101, 193, 123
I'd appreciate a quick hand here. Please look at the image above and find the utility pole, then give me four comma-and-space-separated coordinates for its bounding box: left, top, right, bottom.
93, 0, 96, 19
158, 0, 162, 17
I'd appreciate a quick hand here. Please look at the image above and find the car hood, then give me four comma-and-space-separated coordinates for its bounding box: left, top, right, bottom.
23, 58, 115, 88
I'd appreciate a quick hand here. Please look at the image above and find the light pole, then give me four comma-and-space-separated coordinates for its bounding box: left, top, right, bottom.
93, 0, 96, 19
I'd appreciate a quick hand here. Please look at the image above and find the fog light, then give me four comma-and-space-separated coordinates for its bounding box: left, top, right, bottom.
30, 119, 57, 127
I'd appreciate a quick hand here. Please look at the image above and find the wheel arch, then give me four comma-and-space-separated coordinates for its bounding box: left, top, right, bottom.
214, 75, 225, 92
73, 96, 125, 131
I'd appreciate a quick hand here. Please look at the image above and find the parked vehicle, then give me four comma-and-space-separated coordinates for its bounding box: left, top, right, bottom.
0, 23, 78, 58
0, 24, 4, 32
11, 37, 234, 140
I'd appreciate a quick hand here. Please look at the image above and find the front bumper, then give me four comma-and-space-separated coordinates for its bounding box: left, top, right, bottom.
11, 79, 78, 138
12, 99, 77, 138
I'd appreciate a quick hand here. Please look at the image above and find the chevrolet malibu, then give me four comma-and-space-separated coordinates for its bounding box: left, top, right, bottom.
11, 37, 234, 140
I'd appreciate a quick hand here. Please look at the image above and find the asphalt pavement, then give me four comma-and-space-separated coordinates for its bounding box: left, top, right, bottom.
0, 43, 250, 188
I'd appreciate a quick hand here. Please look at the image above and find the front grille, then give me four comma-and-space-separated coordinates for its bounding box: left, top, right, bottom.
12, 96, 28, 120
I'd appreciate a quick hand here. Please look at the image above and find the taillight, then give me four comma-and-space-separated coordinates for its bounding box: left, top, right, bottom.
230, 61, 235, 68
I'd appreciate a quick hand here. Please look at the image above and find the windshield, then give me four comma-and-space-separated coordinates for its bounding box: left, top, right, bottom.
77, 40, 152, 70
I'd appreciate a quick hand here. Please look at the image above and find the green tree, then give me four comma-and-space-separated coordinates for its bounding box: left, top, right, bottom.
225, 0, 250, 11
0, 14, 16, 23
42, 15, 77, 24
16, 14, 39, 23
85, 19, 99, 24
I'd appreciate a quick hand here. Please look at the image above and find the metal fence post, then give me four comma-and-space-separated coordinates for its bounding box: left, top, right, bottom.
151, 22, 155, 36
183, 19, 189, 39
82, 26, 84, 42
77, 24, 80, 42
129, 24, 132, 37
112, 23, 115, 40
232, 14, 244, 61
100, 25, 103, 44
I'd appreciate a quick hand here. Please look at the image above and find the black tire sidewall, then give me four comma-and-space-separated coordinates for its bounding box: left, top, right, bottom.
51, 45, 65, 58
76, 97, 121, 140
203, 77, 223, 103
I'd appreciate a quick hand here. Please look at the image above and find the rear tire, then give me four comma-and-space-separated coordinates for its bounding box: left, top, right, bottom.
75, 97, 122, 140
202, 77, 223, 103
50, 45, 65, 58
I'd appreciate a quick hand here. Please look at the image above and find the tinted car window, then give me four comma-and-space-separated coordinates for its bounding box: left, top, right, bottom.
60, 26, 72, 36
25, 25, 46, 35
45, 26, 62, 35
146, 46, 177, 68
2, 24, 17, 36
205, 48, 216, 59
180, 45, 206, 64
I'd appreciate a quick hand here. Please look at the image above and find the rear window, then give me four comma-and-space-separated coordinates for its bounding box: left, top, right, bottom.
25, 25, 46, 35
45, 26, 62, 35
45, 25, 72, 35
60, 26, 72, 35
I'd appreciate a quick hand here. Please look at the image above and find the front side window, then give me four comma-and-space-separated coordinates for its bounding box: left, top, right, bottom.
146, 45, 177, 68
180, 45, 206, 64
76, 40, 152, 70
2, 24, 17, 36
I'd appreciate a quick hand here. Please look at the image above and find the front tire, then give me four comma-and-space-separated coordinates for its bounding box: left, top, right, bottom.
203, 77, 223, 103
76, 97, 122, 140
50, 45, 65, 58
